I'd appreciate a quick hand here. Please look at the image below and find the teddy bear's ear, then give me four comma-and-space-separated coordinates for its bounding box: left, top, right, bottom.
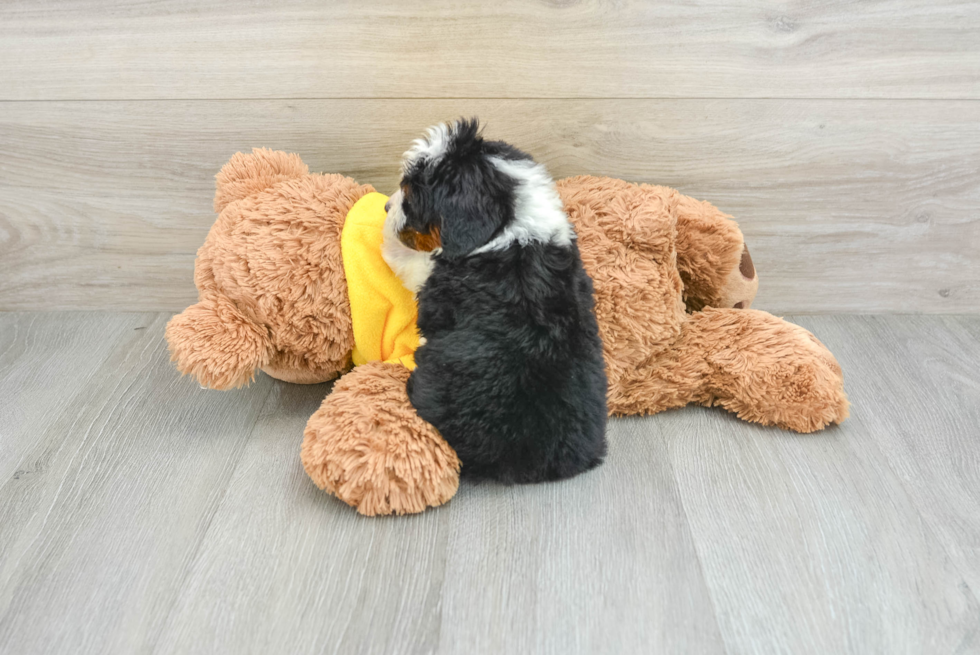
213, 148, 309, 213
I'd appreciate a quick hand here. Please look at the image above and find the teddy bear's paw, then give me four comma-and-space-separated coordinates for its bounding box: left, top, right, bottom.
165, 294, 273, 390
213, 148, 309, 213
695, 308, 849, 433
302, 361, 461, 516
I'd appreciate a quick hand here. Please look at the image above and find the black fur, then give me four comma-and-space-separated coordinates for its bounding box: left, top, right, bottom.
399, 119, 531, 260
402, 119, 608, 484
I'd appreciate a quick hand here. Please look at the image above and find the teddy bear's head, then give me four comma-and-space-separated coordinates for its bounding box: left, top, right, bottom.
166, 149, 375, 389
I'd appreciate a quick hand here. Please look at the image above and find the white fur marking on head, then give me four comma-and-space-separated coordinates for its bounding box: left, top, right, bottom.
402, 123, 452, 174
473, 157, 575, 254
381, 189, 436, 294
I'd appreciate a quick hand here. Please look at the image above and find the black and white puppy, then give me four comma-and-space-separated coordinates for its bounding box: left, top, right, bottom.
382, 119, 608, 484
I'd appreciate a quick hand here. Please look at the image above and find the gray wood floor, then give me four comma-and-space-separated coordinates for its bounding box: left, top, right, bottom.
1, 313, 979, 654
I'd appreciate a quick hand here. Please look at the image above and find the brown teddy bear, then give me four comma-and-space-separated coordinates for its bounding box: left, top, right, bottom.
166, 147, 849, 516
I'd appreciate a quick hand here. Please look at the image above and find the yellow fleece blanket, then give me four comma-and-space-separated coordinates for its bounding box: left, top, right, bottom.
341, 192, 419, 370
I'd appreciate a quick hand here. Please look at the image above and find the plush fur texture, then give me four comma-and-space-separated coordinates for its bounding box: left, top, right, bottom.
167, 147, 849, 516
302, 360, 460, 515
674, 193, 759, 311
395, 120, 608, 483
167, 148, 374, 388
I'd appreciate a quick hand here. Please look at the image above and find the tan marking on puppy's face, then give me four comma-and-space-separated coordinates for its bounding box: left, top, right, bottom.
390, 183, 442, 252
398, 225, 442, 252
382, 188, 437, 294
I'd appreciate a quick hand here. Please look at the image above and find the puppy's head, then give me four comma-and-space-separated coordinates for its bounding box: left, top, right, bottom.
385, 118, 571, 260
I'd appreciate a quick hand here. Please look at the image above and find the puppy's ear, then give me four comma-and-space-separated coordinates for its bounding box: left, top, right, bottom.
439, 200, 504, 259
438, 162, 515, 259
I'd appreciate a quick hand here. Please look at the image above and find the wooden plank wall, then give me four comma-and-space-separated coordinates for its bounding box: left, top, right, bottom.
1, 1, 978, 313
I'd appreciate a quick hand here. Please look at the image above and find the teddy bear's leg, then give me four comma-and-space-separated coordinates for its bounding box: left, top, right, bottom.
683, 308, 848, 432
302, 361, 460, 516
673, 194, 759, 312
213, 147, 310, 213
165, 294, 273, 390
614, 308, 848, 433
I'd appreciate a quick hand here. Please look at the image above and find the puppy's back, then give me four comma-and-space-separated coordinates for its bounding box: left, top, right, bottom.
408, 240, 608, 484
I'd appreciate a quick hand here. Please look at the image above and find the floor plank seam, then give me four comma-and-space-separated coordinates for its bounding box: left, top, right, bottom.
29, 318, 166, 542
3, 313, 980, 653
858, 317, 980, 610
846, 407, 980, 612
649, 417, 732, 655
147, 378, 277, 655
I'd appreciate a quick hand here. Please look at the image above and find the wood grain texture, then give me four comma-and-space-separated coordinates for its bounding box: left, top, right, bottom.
434, 416, 725, 654
150, 381, 726, 654
0, 313, 276, 654
0, 312, 155, 483
153, 382, 455, 655
2, 99, 977, 313
661, 406, 980, 654
2, 313, 980, 654
1, 0, 978, 100
795, 315, 980, 608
